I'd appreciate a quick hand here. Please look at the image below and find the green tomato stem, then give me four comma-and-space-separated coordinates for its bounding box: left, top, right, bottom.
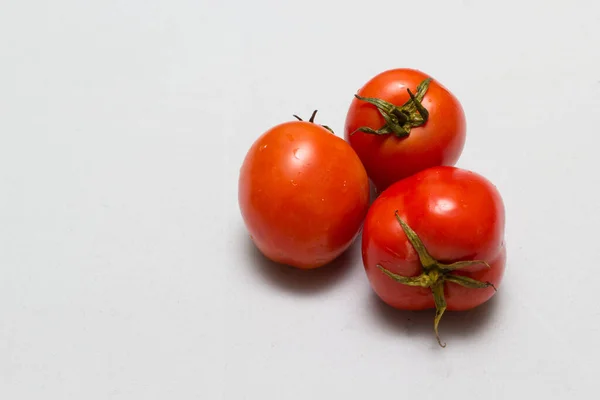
376, 211, 496, 347
352, 78, 432, 138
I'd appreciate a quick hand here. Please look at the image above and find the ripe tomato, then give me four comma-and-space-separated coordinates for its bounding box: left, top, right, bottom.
344, 68, 466, 192
362, 166, 506, 346
239, 111, 370, 269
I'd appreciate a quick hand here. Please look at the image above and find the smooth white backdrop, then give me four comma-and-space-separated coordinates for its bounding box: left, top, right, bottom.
1, 0, 598, 398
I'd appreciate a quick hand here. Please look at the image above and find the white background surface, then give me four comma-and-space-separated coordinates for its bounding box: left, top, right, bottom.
1, 0, 599, 398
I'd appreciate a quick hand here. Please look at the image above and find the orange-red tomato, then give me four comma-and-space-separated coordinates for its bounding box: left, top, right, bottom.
345, 68, 466, 192
362, 166, 506, 345
239, 113, 370, 269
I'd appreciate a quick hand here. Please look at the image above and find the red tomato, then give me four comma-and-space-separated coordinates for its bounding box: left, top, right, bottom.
344, 68, 466, 192
362, 166, 506, 346
239, 112, 370, 269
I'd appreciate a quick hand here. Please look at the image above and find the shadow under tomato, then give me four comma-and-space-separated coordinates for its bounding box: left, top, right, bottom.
368, 290, 500, 346
369, 180, 380, 205
244, 231, 360, 295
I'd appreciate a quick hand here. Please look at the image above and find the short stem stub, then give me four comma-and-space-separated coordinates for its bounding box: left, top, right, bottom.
377, 211, 496, 347
352, 78, 432, 137
293, 110, 334, 134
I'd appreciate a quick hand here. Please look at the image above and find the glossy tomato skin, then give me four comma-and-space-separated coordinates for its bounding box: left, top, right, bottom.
362, 166, 505, 310
239, 120, 370, 269
345, 69, 466, 192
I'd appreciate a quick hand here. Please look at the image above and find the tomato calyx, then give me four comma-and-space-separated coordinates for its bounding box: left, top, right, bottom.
351, 78, 431, 138
377, 211, 496, 347
293, 110, 334, 134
